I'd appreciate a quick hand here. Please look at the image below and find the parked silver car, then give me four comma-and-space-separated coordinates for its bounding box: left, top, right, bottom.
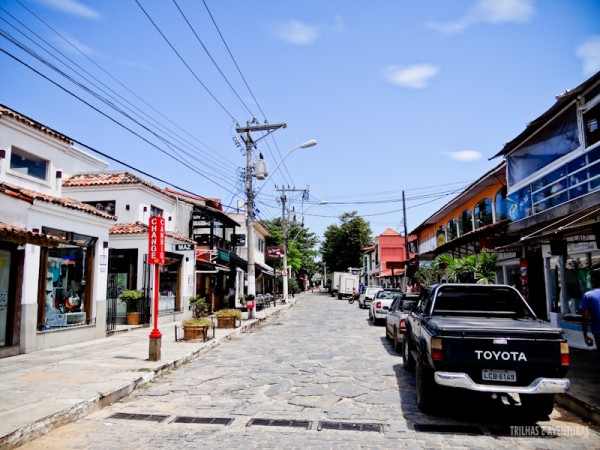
385, 293, 419, 354
358, 287, 381, 309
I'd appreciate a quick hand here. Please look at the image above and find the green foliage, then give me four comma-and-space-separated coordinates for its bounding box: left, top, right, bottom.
188, 296, 208, 319
420, 252, 498, 285
321, 212, 372, 273
214, 308, 242, 320
182, 317, 211, 326
119, 289, 142, 313
262, 218, 320, 280
288, 277, 300, 294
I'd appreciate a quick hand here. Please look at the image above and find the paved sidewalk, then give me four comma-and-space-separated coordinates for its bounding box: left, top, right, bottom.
0, 296, 299, 449
0, 292, 599, 449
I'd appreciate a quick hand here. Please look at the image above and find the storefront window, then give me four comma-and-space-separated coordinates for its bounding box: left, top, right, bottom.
446, 218, 457, 241
159, 253, 181, 314
494, 186, 508, 221
40, 227, 96, 330
436, 225, 445, 247
474, 198, 493, 228
458, 210, 473, 236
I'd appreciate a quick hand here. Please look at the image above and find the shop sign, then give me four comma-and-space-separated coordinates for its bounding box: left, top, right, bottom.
148, 216, 165, 264
175, 244, 194, 251
218, 250, 230, 262
266, 247, 284, 259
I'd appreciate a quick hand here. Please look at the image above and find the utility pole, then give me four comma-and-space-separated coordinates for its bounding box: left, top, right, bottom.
276, 186, 309, 301
402, 190, 409, 291
236, 121, 286, 318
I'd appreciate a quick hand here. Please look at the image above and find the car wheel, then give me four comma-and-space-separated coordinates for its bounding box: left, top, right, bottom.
416, 360, 438, 414
403, 338, 415, 371
386, 324, 393, 341
520, 394, 555, 419
394, 329, 402, 354
368, 309, 373, 322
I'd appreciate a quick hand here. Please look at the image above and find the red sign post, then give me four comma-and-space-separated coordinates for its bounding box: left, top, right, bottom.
148, 216, 165, 361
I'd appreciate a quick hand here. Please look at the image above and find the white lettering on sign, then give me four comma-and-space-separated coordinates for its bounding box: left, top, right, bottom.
148, 216, 165, 264
474, 350, 527, 362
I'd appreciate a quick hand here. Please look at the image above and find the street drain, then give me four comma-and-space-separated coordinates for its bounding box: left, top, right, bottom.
317, 421, 383, 432
173, 416, 233, 426
109, 412, 169, 422
414, 423, 483, 435
247, 418, 311, 429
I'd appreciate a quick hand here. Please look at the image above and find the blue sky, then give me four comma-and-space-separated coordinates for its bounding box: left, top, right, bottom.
1, 0, 600, 240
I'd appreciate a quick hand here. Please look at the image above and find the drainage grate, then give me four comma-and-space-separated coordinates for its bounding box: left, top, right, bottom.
247, 418, 311, 429
109, 412, 169, 422
173, 416, 233, 426
317, 421, 383, 432
414, 423, 483, 435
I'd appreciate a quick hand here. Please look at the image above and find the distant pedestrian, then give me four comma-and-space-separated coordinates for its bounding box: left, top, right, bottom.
582, 271, 600, 360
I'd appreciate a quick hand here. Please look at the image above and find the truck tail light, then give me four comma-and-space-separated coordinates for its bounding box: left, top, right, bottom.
431, 337, 442, 361
560, 342, 569, 366
400, 319, 406, 331
376, 301, 381, 309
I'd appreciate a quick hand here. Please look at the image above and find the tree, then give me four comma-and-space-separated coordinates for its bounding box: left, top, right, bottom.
321, 212, 372, 274
417, 252, 498, 285
261, 218, 320, 280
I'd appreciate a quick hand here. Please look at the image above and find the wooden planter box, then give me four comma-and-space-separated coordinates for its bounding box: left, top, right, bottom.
183, 324, 208, 341
216, 316, 236, 328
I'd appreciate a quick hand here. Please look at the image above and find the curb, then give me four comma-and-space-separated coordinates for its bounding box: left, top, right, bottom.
556, 392, 600, 427
0, 300, 296, 450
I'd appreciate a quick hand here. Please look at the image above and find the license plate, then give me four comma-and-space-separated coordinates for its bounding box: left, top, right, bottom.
482, 369, 517, 382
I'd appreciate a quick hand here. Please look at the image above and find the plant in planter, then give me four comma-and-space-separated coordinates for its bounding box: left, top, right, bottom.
182, 317, 211, 341
214, 308, 241, 328
120, 289, 143, 325
182, 296, 210, 341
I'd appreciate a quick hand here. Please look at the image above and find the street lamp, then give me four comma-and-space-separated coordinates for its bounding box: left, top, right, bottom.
247, 139, 317, 316
254, 140, 318, 198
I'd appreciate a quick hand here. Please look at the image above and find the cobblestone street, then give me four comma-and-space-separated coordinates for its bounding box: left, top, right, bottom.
19, 292, 600, 449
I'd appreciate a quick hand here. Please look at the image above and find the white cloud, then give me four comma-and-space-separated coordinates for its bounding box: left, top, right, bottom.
576, 36, 600, 76
382, 64, 439, 89
275, 20, 319, 45
274, 17, 344, 46
443, 150, 483, 162
37, 0, 102, 20
427, 0, 535, 35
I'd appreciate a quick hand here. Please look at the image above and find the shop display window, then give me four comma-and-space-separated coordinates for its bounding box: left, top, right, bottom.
158, 254, 181, 314
39, 228, 96, 330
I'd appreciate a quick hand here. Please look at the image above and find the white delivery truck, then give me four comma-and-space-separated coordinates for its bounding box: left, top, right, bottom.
331, 271, 344, 297
337, 273, 359, 299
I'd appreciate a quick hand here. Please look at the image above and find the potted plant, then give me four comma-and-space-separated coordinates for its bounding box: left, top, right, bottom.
182, 296, 210, 341
214, 308, 241, 328
120, 289, 143, 325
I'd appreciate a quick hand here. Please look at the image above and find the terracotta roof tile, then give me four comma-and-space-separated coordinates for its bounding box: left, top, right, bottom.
63, 171, 185, 202
0, 222, 60, 247
380, 228, 400, 236
110, 221, 195, 244
0, 104, 72, 144
0, 182, 116, 220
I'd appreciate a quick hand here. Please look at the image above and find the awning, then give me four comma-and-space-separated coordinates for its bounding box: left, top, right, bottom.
256, 261, 274, 277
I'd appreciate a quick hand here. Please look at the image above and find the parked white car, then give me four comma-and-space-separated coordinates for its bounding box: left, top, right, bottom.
385, 293, 420, 353
358, 287, 381, 309
369, 289, 403, 325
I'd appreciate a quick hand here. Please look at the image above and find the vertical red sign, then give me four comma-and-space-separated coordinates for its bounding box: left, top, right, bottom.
148, 216, 165, 264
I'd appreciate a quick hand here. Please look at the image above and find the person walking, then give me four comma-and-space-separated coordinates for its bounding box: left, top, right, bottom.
582, 271, 600, 360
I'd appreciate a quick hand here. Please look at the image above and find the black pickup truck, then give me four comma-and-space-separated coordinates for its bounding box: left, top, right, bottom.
403, 283, 570, 416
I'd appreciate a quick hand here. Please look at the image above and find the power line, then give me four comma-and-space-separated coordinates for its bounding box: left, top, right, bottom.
2, 4, 238, 179
134, 0, 238, 123
201, 0, 267, 122
10, 0, 234, 170
0, 46, 239, 197
171, 0, 255, 119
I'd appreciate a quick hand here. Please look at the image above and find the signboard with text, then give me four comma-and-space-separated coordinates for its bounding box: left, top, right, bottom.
148, 216, 165, 264
266, 246, 285, 260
